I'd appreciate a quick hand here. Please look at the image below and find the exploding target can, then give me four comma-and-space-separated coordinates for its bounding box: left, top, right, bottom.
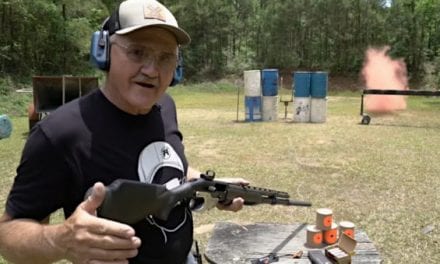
323, 222, 339, 245
306, 225, 323, 248
339, 221, 355, 239
316, 208, 333, 230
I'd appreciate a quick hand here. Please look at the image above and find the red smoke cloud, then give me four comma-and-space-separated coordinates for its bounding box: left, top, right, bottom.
361, 46, 409, 113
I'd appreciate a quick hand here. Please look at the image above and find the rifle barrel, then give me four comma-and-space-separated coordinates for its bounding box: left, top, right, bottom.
259, 196, 311, 207
288, 199, 312, 207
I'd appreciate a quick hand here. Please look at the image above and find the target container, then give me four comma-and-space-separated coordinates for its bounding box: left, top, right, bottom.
324, 222, 339, 245
316, 208, 333, 230
306, 225, 323, 248
325, 233, 357, 264
339, 221, 355, 239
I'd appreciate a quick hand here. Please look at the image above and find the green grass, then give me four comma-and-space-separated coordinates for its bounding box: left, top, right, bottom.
0, 92, 32, 117
0, 84, 439, 263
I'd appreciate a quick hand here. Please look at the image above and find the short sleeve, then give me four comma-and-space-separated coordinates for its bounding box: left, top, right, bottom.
6, 126, 72, 221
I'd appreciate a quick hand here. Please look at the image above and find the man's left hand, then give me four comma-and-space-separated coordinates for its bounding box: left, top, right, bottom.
214, 178, 249, 212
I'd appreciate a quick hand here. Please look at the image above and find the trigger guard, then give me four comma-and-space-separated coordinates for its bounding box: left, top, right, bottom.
190, 192, 219, 212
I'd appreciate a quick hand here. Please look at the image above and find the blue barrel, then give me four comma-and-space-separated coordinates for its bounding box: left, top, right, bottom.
0, 114, 12, 139
311, 71, 328, 98
293, 71, 311, 97
261, 69, 279, 96
244, 96, 262, 122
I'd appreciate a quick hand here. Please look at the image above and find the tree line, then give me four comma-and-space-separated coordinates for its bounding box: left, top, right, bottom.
1, 0, 439, 90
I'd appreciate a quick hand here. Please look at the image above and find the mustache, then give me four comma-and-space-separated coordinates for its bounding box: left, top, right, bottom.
133, 75, 157, 83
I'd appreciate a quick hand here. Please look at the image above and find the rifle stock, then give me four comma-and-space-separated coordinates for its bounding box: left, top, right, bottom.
87, 172, 312, 224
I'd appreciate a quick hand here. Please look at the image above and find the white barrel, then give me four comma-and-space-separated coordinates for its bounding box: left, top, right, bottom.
310, 98, 327, 123
293, 97, 310, 123
244, 70, 261, 97
262, 96, 279, 121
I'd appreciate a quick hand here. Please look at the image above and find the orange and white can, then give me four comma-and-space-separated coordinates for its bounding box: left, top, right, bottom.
306, 225, 323, 248
316, 208, 333, 230
339, 221, 355, 239
323, 222, 339, 245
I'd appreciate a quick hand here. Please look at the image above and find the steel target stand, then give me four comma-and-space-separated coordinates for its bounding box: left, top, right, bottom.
360, 89, 440, 125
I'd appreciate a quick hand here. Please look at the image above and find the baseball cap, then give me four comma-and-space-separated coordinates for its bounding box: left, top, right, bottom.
107, 0, 190, 45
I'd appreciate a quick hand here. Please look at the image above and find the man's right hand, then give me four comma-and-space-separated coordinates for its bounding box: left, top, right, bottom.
51, 182, 141, 263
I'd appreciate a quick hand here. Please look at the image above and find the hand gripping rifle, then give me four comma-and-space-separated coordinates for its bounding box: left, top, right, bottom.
87, 171, 312, 224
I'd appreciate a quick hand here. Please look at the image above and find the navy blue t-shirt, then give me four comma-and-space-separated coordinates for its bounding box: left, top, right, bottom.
6, 89, 192, 264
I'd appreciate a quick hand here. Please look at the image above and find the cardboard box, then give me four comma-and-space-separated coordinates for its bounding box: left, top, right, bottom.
325, 233, 356, 264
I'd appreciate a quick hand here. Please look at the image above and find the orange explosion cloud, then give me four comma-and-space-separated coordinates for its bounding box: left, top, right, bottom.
361, 46, 409, 113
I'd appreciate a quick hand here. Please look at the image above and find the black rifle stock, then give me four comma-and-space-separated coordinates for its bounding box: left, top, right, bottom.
87, 171, 312, 224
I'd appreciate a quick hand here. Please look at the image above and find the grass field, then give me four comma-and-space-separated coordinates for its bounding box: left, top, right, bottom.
0, 84, 439, 263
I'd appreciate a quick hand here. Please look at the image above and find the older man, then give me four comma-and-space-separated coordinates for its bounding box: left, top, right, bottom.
0, 1, 244, 263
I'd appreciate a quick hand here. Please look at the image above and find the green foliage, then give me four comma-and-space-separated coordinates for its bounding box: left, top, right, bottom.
1, 0, 440, 84
0, 91, 32, 117
1, 86, 440, 264
422, 57, 440, 89
0, 77, 13, 96
0, 0, 106, 81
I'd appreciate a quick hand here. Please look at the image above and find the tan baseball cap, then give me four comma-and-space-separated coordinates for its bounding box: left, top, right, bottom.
112, 0, 190, 45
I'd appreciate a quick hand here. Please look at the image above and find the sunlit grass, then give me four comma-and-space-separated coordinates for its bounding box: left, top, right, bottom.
0, 87, 439, 263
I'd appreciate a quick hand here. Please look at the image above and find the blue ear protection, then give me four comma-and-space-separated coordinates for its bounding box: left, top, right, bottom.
170, 51, 183, 86
89, 18, 111, 71
89, 11, 184, 86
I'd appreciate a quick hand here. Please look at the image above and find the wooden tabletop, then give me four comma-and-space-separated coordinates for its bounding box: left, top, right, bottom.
204, 222, 383, 264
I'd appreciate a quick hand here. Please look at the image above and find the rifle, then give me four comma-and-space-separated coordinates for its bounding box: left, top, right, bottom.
87, 171, 312, 224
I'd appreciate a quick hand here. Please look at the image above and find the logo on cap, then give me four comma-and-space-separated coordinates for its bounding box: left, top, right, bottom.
143, 3, 166, 22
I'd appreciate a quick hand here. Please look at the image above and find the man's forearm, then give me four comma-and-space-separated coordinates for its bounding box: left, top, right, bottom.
0, 216, 64, 264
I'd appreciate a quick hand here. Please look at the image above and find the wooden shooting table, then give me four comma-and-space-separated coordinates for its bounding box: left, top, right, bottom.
204, 222, 382, 264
